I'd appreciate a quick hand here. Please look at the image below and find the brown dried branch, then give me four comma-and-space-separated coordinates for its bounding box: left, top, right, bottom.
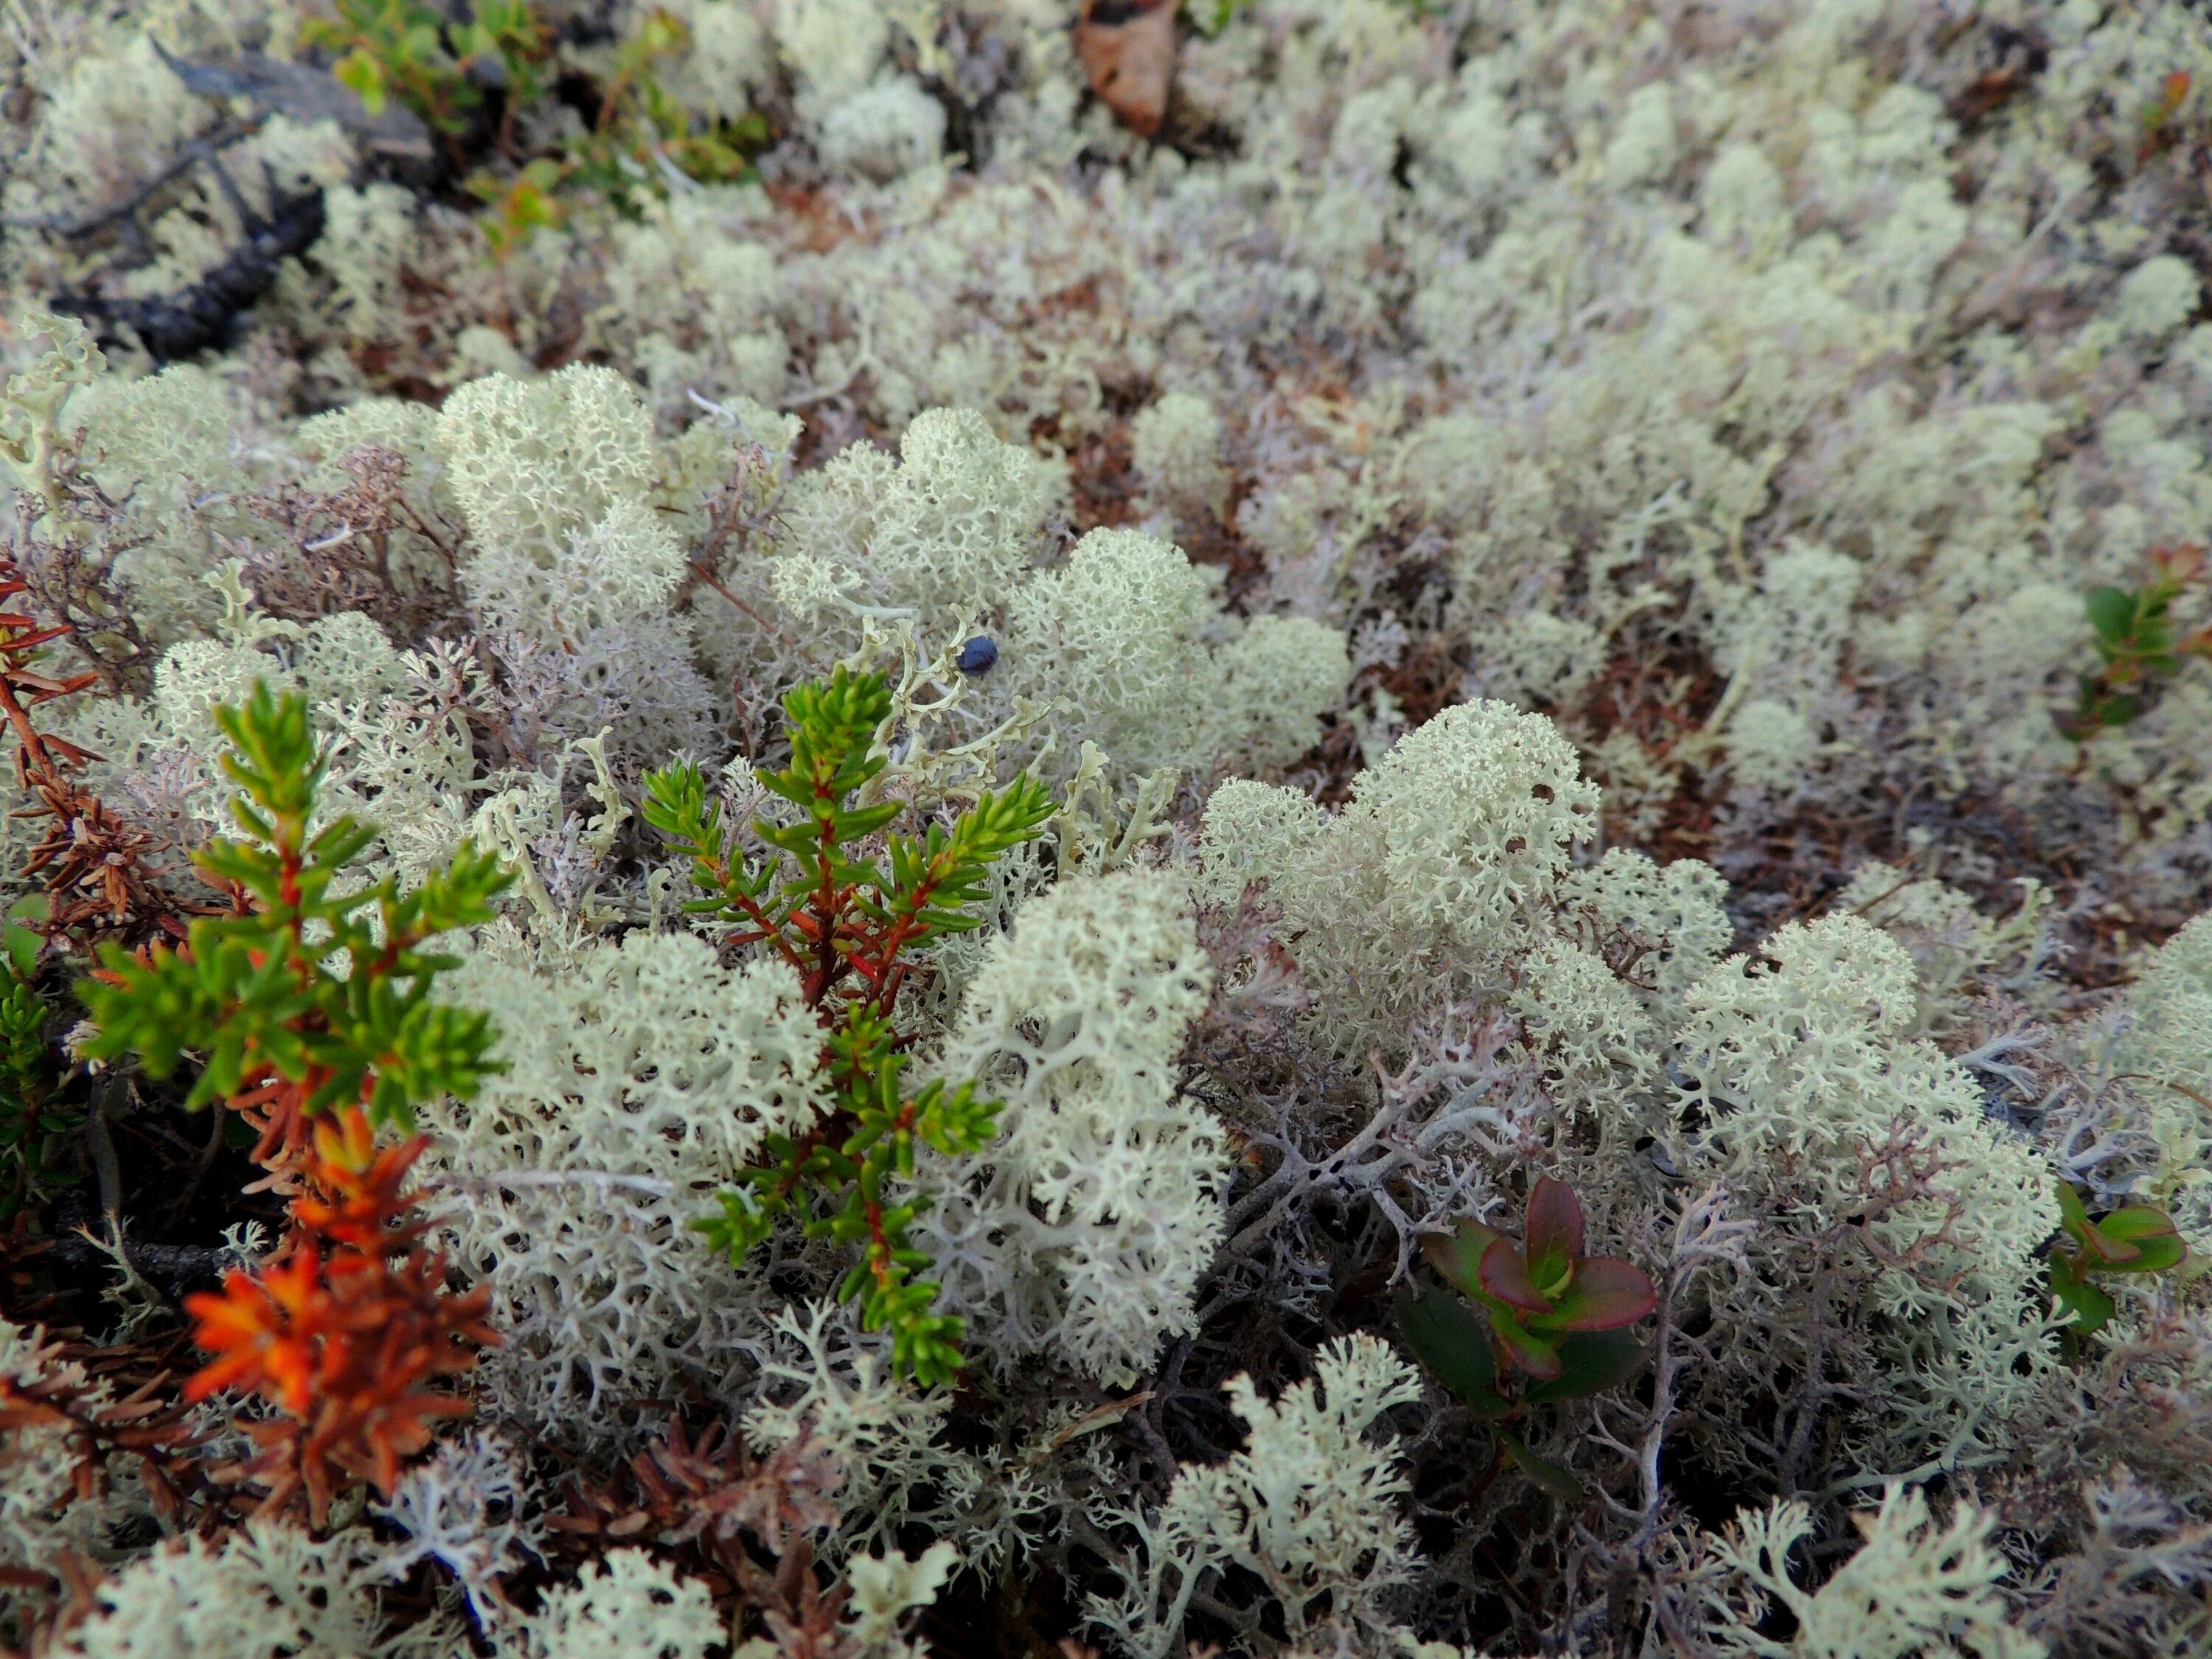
0, 552, 185, 951
1845, 1119, 1973, 1298
0, 1323, 211, 1540
552, 1419, 844, 1604
236, 445, 459, 634
7, 471, 154, 699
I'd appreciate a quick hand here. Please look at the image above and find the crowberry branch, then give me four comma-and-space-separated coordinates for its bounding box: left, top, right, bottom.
645, 667, 1055, 1384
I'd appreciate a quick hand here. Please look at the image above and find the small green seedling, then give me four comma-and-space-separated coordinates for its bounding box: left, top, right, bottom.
1185, 0, 1253, 36
2057, 545, 2212, 738
2139, 71, 2192, 167
2046, 1182, 2189, 1359
1398, 1176, 1657, 1500
0, 894, 76, 1222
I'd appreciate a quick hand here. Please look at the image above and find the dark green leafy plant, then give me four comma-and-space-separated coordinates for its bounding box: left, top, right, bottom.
2056, 545, 2212, 739
2045, 1182, 2189, 1359
307, 0, 549, 142
78, 683, 512, 1170
565, 7, 765, 208
644, 667, 1057, 1386
1398, 1177, 1657, 1500
0, 894, 79, 1222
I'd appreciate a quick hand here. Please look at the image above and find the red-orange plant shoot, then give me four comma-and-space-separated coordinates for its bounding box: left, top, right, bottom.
184, 1106, 498, 1526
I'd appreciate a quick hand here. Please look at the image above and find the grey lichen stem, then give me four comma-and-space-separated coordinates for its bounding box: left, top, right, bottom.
428, 1169, 678, 1200
84, 1072, 127, 1229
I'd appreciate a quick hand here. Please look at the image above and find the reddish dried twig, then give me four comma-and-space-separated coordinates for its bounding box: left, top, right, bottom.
553, 1418, 844, 1602
0, 1323, 207, 1531
0, 552, 182, 950
554, 1417, 889, 1656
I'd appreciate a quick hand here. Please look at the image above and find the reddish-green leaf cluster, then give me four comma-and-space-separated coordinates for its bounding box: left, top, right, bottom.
2139, 69, 2193, 167
1421, 1177, 1658, 1382
1399, 1178, 1658, 1500
2046, 1182, 2188, 1357
2058, 544, 2212, 738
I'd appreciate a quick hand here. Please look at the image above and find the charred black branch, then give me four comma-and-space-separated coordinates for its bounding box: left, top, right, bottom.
54, 181, 327, 363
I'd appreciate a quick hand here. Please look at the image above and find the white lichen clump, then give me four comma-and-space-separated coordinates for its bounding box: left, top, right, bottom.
420, 931, 829, 1444
916, 869, 1228, 1385
1091, 1336, 1428, 1659
1196, 699, 1602, 1049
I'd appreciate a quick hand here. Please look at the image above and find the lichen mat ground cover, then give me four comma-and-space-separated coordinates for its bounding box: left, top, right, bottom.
1, 1, 2210, 1655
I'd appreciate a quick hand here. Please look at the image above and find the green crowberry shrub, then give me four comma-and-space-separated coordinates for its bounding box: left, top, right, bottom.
644, 666, 1057, 1385
78, 683, 513, 1169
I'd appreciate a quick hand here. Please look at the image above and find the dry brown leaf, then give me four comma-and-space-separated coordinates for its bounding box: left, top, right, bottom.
1074, 0, 1178, 139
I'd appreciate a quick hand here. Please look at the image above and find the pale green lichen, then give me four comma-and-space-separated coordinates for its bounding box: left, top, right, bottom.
915, 869, 1226, 1386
